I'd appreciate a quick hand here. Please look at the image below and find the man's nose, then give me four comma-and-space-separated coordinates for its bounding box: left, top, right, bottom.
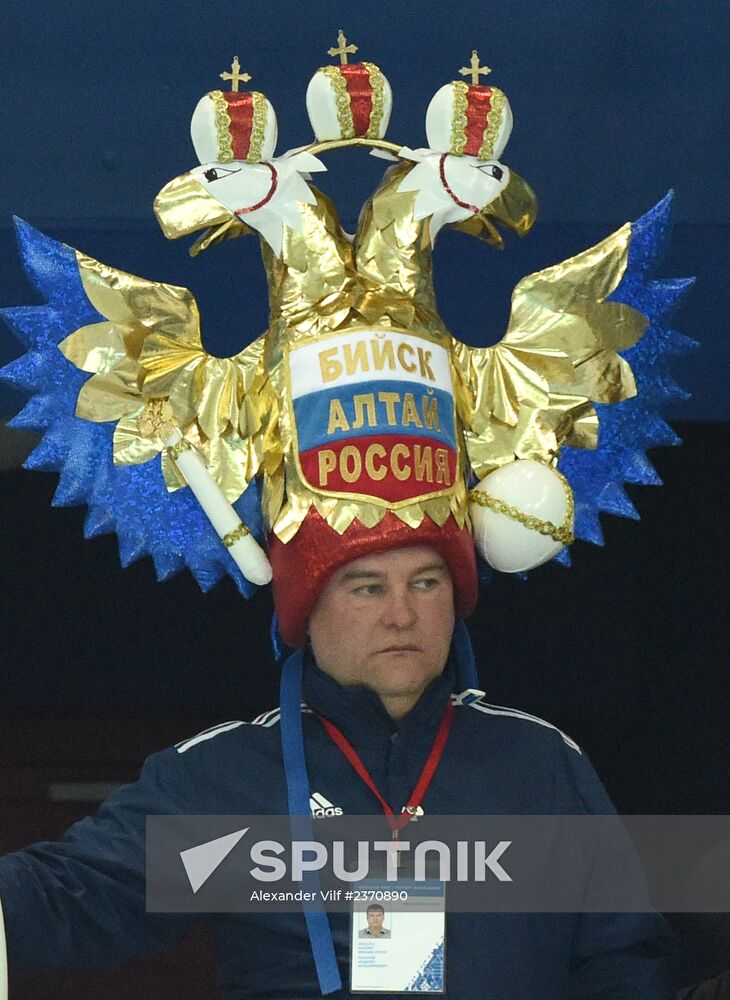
381, 588, 418, 628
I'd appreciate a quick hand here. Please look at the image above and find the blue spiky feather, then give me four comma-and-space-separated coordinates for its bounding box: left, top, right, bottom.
553, 191, 696, 564
0, 218, 264, 597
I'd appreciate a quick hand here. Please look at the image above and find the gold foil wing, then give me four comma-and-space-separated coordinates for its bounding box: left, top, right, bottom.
454, 220, 648, 478
60, 249, 200, 424
58, 247, 276, 503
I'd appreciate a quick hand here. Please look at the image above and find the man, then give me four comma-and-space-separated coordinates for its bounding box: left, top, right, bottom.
0, 66, 682, 991
359, 905, 391, 939
0, 541, 672, 997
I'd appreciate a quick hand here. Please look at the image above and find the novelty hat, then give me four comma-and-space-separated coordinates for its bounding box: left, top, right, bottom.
1, 38, 695, 650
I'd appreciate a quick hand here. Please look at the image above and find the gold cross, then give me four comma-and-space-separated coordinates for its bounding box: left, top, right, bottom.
219, 57, 252, 92
327, 29, 358, 65
459, 50, 491, 86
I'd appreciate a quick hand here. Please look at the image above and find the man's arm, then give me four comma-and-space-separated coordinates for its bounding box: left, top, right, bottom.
0, 747, 195, 970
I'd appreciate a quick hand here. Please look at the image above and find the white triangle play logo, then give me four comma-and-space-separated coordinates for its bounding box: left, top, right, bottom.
180, 827, 249, 894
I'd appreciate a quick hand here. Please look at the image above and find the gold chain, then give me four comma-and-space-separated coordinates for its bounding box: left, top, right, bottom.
450, 81, 469, 156
209, 91, 234, 163
320, 66, 355, 138
247, 91, 268, 163
222, 522, 251, 547
468, 465, 575, 545
477, 87, 505, 161
363, 62, 385, 139
166, 438, 193, 462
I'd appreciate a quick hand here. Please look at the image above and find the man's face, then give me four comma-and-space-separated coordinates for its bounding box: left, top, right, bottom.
308, 546, 455, 713
367, 908, 385, 932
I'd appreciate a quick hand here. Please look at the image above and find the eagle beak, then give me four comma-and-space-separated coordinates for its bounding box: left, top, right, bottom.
153, 172, 250, 256
485, 170, 538, 237
154, 172, 230, 238
457, 170, 538, 249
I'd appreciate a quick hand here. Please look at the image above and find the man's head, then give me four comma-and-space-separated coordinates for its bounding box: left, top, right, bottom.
269, 510, 478, 649
308, 545, 455, 719
366, 904, 386, 933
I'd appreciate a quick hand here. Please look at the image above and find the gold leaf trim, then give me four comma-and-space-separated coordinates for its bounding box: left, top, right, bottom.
60, 322, 143, 375
222, 522, 250, 547
478, 87, 505, 162
450, 81, 469, 156
469, 465, 575, 545
161, 447, 188, 491
138, 399, 177, 442
75, 365, 143, 423
363, 63, 385, 139
113, 412, 161, 467
247, 91, 268, 163
209, 91, 234, 163
320, 66, 355, 139
166, 438, 193, 461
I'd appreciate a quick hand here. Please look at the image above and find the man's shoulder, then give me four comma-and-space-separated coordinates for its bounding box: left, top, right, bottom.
172, 713, 275, 756
451, 691, 582, 756
172, 703, 311, 756
132, 706, 293, 809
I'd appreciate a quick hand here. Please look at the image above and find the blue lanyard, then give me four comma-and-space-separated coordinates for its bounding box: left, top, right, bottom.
279, 647, 342, 995
278, 619, 478, 996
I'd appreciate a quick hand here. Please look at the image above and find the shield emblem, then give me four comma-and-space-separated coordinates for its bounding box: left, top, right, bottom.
287, 327, 458, 506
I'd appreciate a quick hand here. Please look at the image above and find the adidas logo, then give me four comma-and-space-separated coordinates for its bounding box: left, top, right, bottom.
309, 792, 343, 818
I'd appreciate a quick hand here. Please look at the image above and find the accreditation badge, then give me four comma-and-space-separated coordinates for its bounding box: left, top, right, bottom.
286, 328, 458, 505
349, 879, 446, 993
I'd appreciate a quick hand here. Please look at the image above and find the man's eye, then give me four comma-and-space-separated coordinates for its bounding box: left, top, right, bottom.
354, 584, 382, 596
413, 577, 438, 590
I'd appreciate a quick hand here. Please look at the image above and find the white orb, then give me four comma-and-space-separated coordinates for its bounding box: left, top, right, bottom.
470, 460, 571, 573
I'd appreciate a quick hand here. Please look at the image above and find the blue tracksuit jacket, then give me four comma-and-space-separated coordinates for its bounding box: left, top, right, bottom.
0, 642, 671, 998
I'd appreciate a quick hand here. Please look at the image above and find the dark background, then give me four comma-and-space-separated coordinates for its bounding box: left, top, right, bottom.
0, 2, 728, 994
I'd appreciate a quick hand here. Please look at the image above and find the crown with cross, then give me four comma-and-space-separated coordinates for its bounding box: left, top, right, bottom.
424, 50, 513, 161
190, 57, 278, 165
305, 30, 394, 143
189, 36, 511, 165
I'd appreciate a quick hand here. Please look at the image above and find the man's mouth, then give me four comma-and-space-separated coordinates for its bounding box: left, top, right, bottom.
380, 645, 420, 653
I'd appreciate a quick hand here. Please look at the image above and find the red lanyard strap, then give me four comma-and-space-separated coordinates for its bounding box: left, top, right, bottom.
313, 699, 454, 834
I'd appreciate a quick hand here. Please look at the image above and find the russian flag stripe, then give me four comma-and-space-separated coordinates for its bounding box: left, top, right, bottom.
289, 330, 452, 398
293, 380, 456, 453
300, 434, 457, 503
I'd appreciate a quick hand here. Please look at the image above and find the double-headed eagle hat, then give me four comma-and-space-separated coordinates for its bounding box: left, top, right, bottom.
1, 36, 695, 648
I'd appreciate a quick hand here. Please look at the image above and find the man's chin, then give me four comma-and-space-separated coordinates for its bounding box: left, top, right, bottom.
365, 655, 442, 695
